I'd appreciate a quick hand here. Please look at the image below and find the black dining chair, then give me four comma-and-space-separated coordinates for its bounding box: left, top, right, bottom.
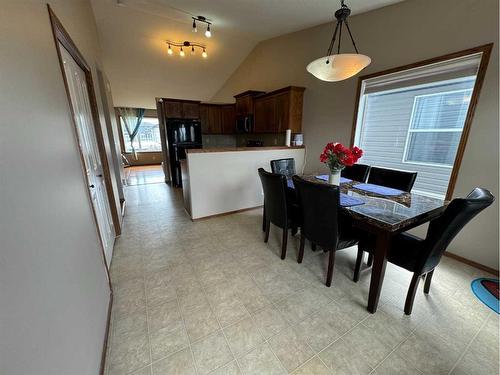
364, 166, 418, 267
367, 167, 417, 192
341, 164, 370, 182
270, 158, 296, 177
353, 187, 495, 315
262, 158, 297, 232
292, 176, 359, 287
258, 168, 300, 260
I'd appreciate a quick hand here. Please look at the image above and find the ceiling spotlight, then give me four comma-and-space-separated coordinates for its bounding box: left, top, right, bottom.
166, 40, 207, 59
205, 24, 212, 38
192, 19, 197, 32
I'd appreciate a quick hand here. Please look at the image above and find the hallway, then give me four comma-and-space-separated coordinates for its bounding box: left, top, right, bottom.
105, 182, 499, 375
125, 165, 164, 186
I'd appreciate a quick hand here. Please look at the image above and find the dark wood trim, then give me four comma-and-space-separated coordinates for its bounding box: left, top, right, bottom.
444, 251, 499, 276
191, 205, 263, 221
445, 45, 493, 200
47, 5, 121, 237
48, 6, 113, 375
350, 44, 494, 200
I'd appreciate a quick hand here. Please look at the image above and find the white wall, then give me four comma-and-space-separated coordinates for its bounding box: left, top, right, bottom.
188, 148, 305, 219
0, 1, 113, 374
211, 0, 499, 270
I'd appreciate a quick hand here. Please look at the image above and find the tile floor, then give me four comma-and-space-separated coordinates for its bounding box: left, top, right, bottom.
105, 181, 499, 375
126, 165, 165, 186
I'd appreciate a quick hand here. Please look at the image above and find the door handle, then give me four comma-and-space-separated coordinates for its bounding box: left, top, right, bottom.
89, 184, 95, 188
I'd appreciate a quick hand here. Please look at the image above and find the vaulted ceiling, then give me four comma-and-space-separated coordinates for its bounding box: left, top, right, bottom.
90, 0, 405, 108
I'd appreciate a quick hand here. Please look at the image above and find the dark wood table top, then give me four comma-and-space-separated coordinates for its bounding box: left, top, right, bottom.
301, 175, 448, 233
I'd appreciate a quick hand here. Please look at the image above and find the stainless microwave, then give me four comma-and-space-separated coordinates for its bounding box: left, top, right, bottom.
236, 115, 253, 133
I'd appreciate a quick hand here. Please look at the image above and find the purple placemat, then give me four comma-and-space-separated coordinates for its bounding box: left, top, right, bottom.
353, 183, 404, 196
286, 179, 364, 207
340, 194, 365, 207
314, 175, 351, 184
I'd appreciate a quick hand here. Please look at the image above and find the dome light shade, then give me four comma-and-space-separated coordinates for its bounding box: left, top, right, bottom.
306, 1, 371, 82
306, 54, 371, 82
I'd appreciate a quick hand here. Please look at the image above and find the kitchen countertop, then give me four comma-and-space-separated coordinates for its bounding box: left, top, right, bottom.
186, 145, 305, 153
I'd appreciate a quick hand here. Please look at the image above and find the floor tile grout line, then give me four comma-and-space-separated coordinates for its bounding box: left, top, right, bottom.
197, 274, 245, 375
446, 313, 491, 375
366, 324, 423, 375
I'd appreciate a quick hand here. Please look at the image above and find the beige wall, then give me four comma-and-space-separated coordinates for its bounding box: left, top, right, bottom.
212, 0, 499, 269
0, 1, 115, 373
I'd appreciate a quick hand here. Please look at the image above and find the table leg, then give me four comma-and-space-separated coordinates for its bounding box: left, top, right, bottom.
367, 231, 390, 313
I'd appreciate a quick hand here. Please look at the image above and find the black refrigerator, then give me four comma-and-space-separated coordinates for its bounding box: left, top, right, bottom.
165, 119, 202, 187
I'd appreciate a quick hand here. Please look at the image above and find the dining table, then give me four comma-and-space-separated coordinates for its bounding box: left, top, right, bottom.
294, 175, 448, 313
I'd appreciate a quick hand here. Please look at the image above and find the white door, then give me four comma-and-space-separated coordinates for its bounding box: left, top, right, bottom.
60, 44, 115, 266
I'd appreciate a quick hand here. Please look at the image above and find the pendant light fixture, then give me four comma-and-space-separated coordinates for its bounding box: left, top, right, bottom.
306, 0, 370, 82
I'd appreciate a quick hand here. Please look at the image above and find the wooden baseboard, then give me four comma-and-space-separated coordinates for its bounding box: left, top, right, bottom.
443, 251, 499, 276
99, 291, 113, 375
191, 205, 263, 221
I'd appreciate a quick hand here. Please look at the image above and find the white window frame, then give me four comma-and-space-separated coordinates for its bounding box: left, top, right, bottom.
401, 88, 472, 169
120, 116, 161, 153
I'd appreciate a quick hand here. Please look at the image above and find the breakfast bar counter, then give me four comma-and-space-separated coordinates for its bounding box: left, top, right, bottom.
183, 146, 306, 219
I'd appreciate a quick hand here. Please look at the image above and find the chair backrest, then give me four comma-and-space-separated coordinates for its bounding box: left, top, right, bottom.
341, 164, 370, 182
270, 158, 296, 178
292, 176, 340, 250
418, 187, 495, 273
258, 168, 288, 228
367, 167, 417, 192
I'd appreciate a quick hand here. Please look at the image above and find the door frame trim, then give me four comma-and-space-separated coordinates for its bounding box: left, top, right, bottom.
47, 5, 113, 375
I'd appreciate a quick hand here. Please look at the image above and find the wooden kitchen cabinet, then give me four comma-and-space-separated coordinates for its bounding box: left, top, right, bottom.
234, 90, 265, 116
254, 96, 276, 133
199, 104, 210, 134
220, 105, 236, 134
252, 86, 305, 134
163, 100, 183, 118
182, 102, 200, 119
162, 99, 200, 119
208, 105, 222, 134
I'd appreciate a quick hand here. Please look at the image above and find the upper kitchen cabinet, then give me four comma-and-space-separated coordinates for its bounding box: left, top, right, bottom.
234, 90, 265, 116
220, 105, 236, 134
254, 95, 276, 133
161, 99, 200, 119
253, 86, 305, 134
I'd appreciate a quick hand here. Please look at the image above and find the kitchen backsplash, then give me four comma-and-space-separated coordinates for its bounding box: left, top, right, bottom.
202, 133, 287, 148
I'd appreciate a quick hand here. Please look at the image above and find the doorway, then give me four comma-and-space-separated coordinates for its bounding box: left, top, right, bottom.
49, 7, 120, 268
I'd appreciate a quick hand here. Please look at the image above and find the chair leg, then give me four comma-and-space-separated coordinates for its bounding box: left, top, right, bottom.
326, 250, 336, 287
404, 273, 421, 315
262, 204, 266, 232
353, 249, 364, 282
367, 254, 374, 267
311, 243, 317, 251
298, 233, 305, 263
281, 227, 288, 260
264, 219, 270, 243
424, 270, 434, 294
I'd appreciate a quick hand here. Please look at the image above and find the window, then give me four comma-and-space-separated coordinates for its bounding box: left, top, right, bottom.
403, 89, 472, 167
352, 48, 490, 199
120, 117, 161, 153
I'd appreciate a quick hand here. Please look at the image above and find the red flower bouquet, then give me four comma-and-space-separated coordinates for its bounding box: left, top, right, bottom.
320, 142, 363, 172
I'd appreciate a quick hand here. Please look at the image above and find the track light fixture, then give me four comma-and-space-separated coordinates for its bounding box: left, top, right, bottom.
166, 41, 207, 59
192, 16, 212, 38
